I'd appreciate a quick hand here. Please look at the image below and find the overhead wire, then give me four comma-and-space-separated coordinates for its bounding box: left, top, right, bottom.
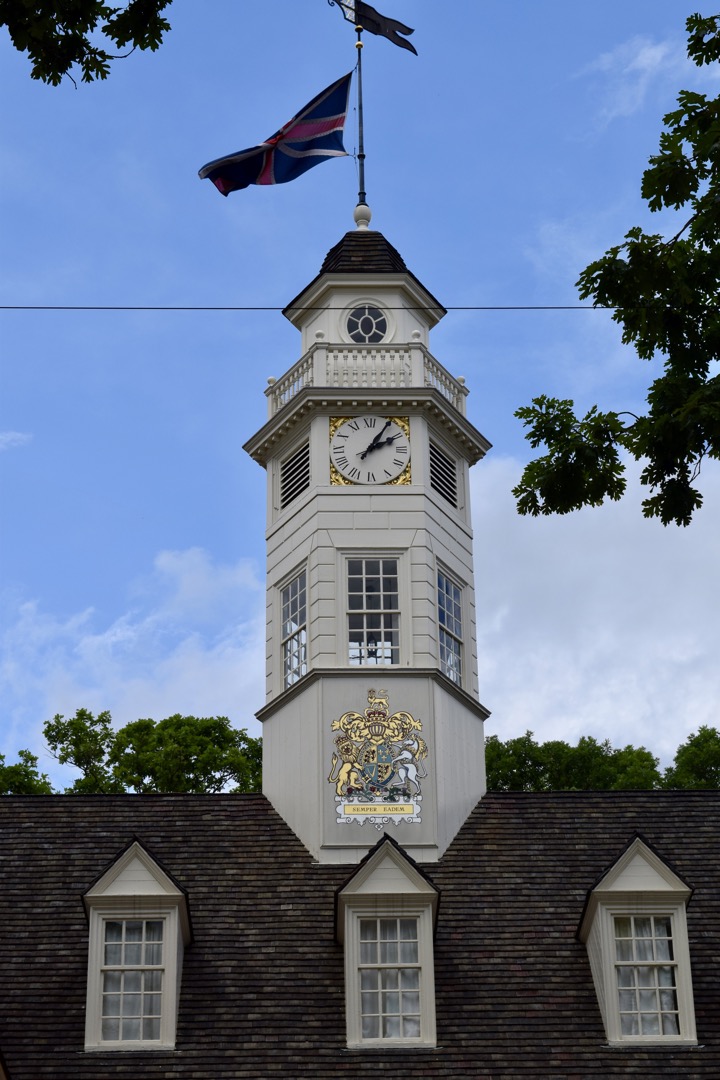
0, 303, 610, 312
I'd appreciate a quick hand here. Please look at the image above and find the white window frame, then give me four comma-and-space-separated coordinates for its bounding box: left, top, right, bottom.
343, 899, 436, 1048
579, 837, 697, 1047
339, 296, 396, 345
85, 902, 181, 1051
592, 898, 696, 1045
83, 841, 190, 1052
344, 552, 405, 668
437, 566, 464, 686
279, 566, 308, 688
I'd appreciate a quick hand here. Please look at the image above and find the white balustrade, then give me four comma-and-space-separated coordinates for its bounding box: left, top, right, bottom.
265, 344, 467, 416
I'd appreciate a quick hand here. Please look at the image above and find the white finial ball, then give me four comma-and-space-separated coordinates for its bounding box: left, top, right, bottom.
354, 203, 372, 230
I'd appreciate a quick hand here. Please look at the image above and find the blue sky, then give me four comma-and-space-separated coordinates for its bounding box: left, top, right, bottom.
1, 1, 719, 785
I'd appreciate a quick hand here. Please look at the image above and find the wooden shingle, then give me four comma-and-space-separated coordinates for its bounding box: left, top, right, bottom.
0, 791, 718, 1078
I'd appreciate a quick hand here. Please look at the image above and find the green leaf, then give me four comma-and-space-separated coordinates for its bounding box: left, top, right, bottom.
516, 11, 720, 527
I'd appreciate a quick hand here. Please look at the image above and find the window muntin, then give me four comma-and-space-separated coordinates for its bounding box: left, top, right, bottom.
347, 558, 399, 665
101, 919, 164, 1043
347, 305, 387, 344
438, 570, 462, 684
614, 915, 680, 1037
281, 571, 307, 687
359, 918, 421, 1040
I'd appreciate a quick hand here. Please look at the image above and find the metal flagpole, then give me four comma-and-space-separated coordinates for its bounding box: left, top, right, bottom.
355, 23, 366, 206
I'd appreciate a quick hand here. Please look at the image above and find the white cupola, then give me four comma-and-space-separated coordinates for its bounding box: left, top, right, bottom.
244, 211, 491, 863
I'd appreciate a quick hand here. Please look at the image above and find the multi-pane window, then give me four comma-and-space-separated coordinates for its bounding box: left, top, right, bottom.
281, 571, 307, 687
100, 919, 164, 1043
580, 839, 697, 1046
347, 558, 399, 665
359, 918, 421, 1040
438, 570, 462, 684
614, 915, 680, 1037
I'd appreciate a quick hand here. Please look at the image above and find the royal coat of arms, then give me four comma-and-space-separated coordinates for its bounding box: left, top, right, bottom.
328, 689, 427, 827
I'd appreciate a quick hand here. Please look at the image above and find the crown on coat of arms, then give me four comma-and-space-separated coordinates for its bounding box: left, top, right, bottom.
365, 689, 389, 739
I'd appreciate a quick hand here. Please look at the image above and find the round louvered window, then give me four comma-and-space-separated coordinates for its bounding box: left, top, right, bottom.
347, 305, 387, 344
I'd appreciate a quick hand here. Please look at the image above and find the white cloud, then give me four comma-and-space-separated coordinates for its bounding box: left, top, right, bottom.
524, 217, 601, 290
581, 28, 720, 129
472, 455, 720, 767
0, 431, 32, 451
0, 549, 266, 785
4, 471, 719, 789
581, 35, 686, 124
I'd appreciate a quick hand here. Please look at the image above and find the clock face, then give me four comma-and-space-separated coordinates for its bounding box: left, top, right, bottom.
330, 415, 410, 485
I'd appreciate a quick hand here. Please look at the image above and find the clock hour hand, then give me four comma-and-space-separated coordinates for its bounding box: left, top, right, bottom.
359, 420, 391, 459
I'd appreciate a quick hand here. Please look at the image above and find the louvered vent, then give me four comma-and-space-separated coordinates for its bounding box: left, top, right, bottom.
429, 443, 458, 507
280, 442, 310, 508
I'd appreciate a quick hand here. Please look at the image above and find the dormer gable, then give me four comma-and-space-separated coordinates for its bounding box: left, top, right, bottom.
84, 839, 192, 941
337, 834, 439, 937
579, 835, 692, 938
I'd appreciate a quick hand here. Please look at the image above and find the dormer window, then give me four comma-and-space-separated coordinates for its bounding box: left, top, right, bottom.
347, 305, 387, 344
84, 841, 191, 1051
579, 836, 697, 1046
337, 836, 438, 1048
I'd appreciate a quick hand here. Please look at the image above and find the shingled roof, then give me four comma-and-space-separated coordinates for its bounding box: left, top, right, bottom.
319, 229, 411, 274
1, 791, 718, 1078
283, 228, 447, 316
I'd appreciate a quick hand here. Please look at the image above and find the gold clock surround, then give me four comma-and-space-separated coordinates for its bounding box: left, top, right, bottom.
329, 416, 411, 486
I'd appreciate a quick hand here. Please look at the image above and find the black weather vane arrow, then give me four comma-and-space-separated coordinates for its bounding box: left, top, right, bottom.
329, 0, 417, 54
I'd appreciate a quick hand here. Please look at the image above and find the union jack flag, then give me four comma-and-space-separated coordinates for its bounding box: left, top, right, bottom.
198, 72, 352, 196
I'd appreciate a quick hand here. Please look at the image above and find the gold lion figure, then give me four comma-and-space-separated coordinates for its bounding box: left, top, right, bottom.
327, 735, 363, 796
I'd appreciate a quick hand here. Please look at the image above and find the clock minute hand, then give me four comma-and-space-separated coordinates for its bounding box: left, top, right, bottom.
359, 420, 391, 458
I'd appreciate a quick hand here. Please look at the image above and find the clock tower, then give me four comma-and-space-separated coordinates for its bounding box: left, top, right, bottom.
244, 206, 491, 863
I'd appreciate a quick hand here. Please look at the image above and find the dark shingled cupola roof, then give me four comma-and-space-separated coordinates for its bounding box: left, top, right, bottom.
284, 226, 446, 317
319, 229, 410, 274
